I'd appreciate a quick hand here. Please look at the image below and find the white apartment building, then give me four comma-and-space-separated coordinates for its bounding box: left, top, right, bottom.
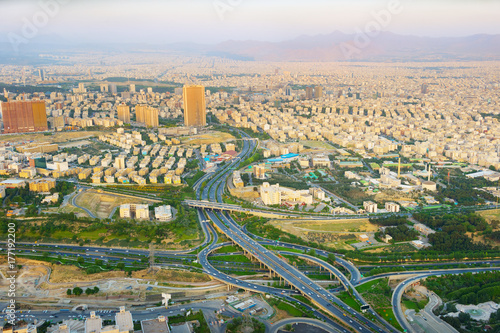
120, 204, 149, 220
260, 182, 281, 205
385, 202, 400, 213
363, 201, 378, 213
155, 205, 173, 221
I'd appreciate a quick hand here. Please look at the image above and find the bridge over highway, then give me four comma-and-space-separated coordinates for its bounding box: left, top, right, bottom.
183, 199, 373, 220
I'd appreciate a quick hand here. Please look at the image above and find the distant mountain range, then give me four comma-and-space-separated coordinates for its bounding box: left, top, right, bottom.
207, 31, 500, 62
1, 31, 500, 64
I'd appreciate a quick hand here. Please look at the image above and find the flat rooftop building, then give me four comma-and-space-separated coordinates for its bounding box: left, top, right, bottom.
115, 306, 133, 332
141, 316, 170, 333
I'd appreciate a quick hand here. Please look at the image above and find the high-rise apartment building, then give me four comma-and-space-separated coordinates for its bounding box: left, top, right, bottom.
314, 86, 323, 99
305, 87, 313, 100
260, 182, 281, 205
117, 104, 130, 123
115, 156, 126, 170
183, 85, 206, 127
421, 83, 428, 94
253, 164, 266, 180
135, 105, 158, 127
0, 100, 48, 134
120, 204, 149, 220
135, 105, 147, 123
29, 178, 56, 192
145, 107, 159, 127
130, 84, 136, 93
52, 116, 65, 129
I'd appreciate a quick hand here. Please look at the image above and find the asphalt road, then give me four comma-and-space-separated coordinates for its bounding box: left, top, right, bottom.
197, 133, 391, 333
71, 189, 96, 218
405, 288, 458, 333
271, 317, 338, 333
391, 268, 499, 333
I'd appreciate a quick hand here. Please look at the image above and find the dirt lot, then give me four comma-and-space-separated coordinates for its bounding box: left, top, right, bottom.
271, 307, 294, 322
374, 190, 418, 203
181, 131, 235, 145
58, 203, 90, 218
0, 131, 103, 144
290, 219, 378, 233
49, 264, 125, 284
476, 209, 500, 226
74, 190, 155, 219
229, 186, 260, 200
133, 269, 211, 283
269, 219, 364, 250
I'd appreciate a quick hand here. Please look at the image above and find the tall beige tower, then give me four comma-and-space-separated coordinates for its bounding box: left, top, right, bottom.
117, 104, 130, 123
145, 107, 159, 128
183, 85, 206, 127
135, 105, 147, 123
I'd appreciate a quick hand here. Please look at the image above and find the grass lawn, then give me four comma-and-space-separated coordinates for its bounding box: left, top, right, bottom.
215, 245, 242, 254
337, 291, 361, 311
276, 302, 304, 317
356, 279, 382, 293
210, 254, 252, 263
477, 208, 500, 224
402, 300, 420, 311
172, 231, 198, 241
264, 245, 303, 254
135, 235, 151, 242
78, 228, 108, 240
356, 278, 403, 332
292, 295, 314, 307
52, 231, 74, 239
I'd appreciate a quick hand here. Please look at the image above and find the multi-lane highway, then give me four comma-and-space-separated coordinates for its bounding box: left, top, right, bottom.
11, 127, 500, 333
390, 267, 499, 333
193, 131, 395, 333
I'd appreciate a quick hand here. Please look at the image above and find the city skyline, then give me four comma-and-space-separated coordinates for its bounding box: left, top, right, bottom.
0, 1, 499, 332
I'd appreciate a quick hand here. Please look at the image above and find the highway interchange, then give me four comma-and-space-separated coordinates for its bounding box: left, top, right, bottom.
9, 128, 500, 333
188, 129, 499, 333
193, 132, 395, 332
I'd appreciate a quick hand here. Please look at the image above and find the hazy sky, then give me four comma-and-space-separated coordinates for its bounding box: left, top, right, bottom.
1, 0, 500, 44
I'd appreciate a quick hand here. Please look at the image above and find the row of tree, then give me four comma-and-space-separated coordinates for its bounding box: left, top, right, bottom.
67, 286, 99, 296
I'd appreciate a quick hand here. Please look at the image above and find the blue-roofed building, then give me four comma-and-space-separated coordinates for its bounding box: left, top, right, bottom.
281, 153, 299, 159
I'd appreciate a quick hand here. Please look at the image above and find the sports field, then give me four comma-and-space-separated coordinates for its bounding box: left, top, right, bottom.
181, 131, 235, 145
299, 140, 336, 150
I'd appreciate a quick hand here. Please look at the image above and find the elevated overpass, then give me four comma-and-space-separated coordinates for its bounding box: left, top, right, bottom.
183, 199, 369, 220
